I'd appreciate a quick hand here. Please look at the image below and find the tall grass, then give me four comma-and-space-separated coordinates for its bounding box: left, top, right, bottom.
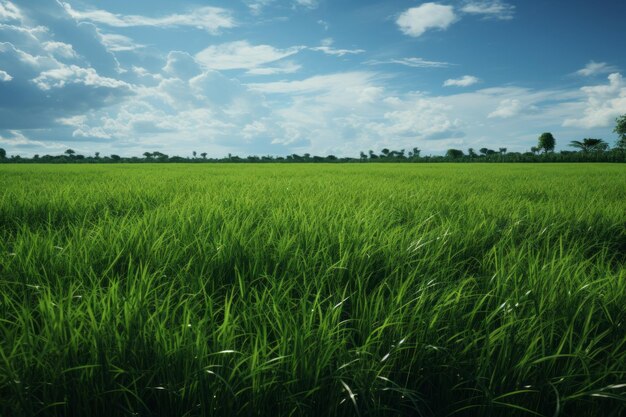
0, 163, 625, 416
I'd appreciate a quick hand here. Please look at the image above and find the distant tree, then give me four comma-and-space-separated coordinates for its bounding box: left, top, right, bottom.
468, 148, 477, 158
486, 149, 497, 155
95, 152, 100, 159
33, 154, 39, 159
143, 152, 152, 159
326, 155, 337, 160
200, 152, 207, 159
530, 146, 539, 155
538, 132, 556, 153
479, 147, 489, 156
0, 148, 5, 159
65, 149, 75, 157
446, 149, 464, 159
569, 138, 608, 152
381, 148, 390, 158
192, 151, 197, 158
110, 154, 121, 160
499, 147, 507, 154
399, 149, 406, 158
614, 114, 626, 149
412, 147, 421, 158
368, 150, 378, 159
359, 151, 367, 161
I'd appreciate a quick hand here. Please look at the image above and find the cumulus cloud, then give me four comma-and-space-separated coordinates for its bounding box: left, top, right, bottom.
576, 61, 619, 77
195, 41, 303, 71
444, 75, 480, 87
396, 3, 457, 37
563, 73, 626, 128
461, 1, 515, 20
33, 64, 130, 90
61, 3, 235, 34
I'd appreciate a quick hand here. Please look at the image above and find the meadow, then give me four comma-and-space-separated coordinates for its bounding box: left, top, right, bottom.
0, 163, 625, 417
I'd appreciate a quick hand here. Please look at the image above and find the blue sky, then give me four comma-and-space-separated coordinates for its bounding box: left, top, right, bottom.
1, 0, 625, 157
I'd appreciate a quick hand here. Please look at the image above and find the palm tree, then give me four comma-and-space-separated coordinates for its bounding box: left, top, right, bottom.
569, 138, 608, 152
200, 152, 207, 159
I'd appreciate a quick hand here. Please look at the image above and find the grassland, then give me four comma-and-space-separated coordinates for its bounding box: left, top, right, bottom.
0, 163, 625, 417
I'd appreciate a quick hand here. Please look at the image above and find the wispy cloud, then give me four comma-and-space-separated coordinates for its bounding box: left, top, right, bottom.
0, 69, 12, 81
246, 61, 301, 75
396, 3, 457, 37
576, 61, 619, 77
195, 41, 303, 71
443, 75, 480, 87
61, 3, 235, 34
0, 0, 22, 22
461, 1, 515, 20
367, 57, 452, 68
99, 33, 144, 52
310, 38, 364, 57
488, 98, 523, 118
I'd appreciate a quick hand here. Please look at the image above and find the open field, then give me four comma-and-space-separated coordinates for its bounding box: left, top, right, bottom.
1, 163, 625, 417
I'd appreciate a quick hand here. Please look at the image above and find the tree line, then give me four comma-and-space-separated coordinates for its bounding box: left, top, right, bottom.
2, 115, 625, 164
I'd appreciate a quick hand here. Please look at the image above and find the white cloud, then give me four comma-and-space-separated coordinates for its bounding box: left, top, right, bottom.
461, 1, 515, 20
195, 41, 303, 71
33, 64, 131, 90
0, 69, 12, 81
99, 33, 143, 52
444, 75, 480, 87
248, 72, 377, 95
61, 3, 235, 34
488, 98, 523, 118
563, 73, 626, 128
396, 3, 457, 37
0, 0, 21, 22
246, 61, 301, 75
576, 61, 619, 77
367, 57, 451, 68
295, 0, 319, 9
310, 47, 365, 57
42, 41, 77, 59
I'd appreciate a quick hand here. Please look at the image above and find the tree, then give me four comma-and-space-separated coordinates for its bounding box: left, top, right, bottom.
499, 148, 507, 155
468, 148, 477, 158
200, 152, 207, 159
446, 149, 464, 159
479, 148, 489, 156
65, 149, 75, 157
530, 146, 539, 155
192, 151, 197, 158
95, 152, 100, 159
569, 138, 608, 152
359, 151, 367, 161
412, 147, 421, 158
538, 132, 556, 153
0, 148, 5, 159
368, 150, 378, 159
614, 114, 626, 149
143, 152, 152, 159
381, 148, 390, 158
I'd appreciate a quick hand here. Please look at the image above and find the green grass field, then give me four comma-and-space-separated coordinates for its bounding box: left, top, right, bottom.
1, 163, 625, 417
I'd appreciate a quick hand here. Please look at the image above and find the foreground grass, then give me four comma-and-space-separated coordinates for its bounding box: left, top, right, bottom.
0, 163, 625, 417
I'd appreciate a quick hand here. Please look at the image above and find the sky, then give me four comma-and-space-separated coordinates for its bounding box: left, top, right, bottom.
1, 0, 625, 158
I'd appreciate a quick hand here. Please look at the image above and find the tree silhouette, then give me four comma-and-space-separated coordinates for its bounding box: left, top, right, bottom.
412, 147, 421, 158
615, 114, 626, 150
569, 138, 608, 152
479, 148, 489, 156
143, 152, 152, 159
538, 132, 556, 153
192, 151, 197, 158
65, 149, 75, 157
499, 148, 507, 154
446, 149, 464, 159
381, 148, 390, 158
0, 148, 5, 159
201, 152, 207, 159
95, 152, 100, 159
530, 146, 539, 155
